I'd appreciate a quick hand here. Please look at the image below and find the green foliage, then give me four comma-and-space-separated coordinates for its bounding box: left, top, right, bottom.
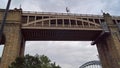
9, 55, 41, 68
39, 55, 51, 68
24, 55, 41, 68
9, 54, 61, 68
51, 62, 61, 68
9, 57, 25, 68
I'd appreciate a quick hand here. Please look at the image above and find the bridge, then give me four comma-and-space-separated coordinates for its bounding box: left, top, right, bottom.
0, 8, 120, 68
22, 11, 103, 41
79, 60, 102, 68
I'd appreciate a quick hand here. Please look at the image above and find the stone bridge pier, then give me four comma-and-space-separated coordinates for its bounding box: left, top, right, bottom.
0, 9, 25, 68
96, 13, 120, 68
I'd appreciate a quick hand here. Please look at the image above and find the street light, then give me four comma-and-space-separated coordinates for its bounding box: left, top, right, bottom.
0, 0, 11, 42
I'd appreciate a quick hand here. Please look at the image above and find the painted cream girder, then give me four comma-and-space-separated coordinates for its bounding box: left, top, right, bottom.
21, 12, 120, 31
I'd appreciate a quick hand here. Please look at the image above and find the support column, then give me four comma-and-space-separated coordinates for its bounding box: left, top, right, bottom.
0, 8, 22, 68
0, 23, 22, 68
96, 13, 120, 68
19, 36, 26, 57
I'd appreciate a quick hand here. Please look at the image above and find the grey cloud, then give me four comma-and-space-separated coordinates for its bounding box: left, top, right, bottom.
25, 41, 98, 68
1, 0, 120, 15
10, 0, 23, 8
0, 0, 8, 8
14, 0, 104, 14
100, 0, 120, 15
18, 0, 43, 11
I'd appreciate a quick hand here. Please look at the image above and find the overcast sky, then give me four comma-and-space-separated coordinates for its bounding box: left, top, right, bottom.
0, 0, 120, 68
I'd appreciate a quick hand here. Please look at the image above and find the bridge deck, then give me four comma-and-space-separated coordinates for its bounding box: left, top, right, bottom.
22, 28, 102, 41
1, 10, 120, 41
21, 12, 104, 41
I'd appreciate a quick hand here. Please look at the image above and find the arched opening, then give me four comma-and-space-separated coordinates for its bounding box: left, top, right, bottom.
21, 17, 102, 68
24, 41, 99, 68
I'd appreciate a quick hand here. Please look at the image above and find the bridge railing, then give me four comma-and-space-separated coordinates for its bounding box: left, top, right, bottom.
23, 11, 120, 19
23, 11, 103, 17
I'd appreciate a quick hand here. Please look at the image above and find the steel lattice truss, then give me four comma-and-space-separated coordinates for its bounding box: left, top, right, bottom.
79, 60, 102, 68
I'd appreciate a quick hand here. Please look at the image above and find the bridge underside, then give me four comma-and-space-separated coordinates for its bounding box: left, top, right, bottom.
22, 29, 102, 41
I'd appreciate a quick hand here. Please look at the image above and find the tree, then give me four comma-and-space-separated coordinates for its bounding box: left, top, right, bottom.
38, 55, 60, 68
24, 55, 41, 68
39, 55, 51, 68
51, 62, 61, 68
9, 54, 61, 68
9, 54, 41, 68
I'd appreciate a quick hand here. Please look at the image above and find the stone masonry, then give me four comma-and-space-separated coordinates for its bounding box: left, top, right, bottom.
0, 9, 25, 68
96, 13, 120, 68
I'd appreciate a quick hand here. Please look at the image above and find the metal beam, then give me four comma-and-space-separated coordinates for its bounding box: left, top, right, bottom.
116, 22, 120, 32
91, 22, 110, 45
91, 31, 109, 45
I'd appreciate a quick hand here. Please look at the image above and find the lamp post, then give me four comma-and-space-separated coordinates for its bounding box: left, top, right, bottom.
0, 0, 11, 42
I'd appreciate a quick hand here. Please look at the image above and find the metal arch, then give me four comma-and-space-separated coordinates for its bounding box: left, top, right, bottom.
79, 60, 102, 68
22, 17, 100, 27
